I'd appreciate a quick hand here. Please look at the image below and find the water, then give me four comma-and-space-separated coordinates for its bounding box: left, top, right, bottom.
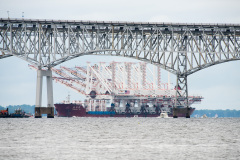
0, 118, 240, 160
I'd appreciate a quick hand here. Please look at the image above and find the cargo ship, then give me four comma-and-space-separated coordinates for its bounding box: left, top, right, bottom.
0, 108, 32, 118
46, 61, 202, 118
54, 102, 195, 118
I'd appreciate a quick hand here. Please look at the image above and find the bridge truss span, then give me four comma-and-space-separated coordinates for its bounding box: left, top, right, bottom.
1, 18, 240, 75
1, 18, 240, 118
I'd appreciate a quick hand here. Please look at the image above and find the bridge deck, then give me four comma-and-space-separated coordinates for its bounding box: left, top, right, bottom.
1, 18, 240, 29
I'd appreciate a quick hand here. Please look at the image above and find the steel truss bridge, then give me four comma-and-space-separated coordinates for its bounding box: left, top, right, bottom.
1, 18, 240, 118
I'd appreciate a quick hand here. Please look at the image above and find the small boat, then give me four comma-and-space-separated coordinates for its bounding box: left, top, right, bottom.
201, 114, 207, 118
157, 111, 169, 118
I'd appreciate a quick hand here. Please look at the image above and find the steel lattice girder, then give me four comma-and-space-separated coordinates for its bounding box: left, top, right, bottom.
0, 18, 240, 76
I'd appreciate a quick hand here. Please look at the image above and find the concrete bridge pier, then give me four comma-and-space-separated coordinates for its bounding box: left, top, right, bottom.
35, 68, 54, 118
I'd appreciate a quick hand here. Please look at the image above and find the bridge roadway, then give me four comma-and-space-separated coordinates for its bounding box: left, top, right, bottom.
1, 18, 240, 118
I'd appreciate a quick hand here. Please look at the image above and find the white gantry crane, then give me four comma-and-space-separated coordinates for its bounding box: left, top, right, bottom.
29, 62, 203, 112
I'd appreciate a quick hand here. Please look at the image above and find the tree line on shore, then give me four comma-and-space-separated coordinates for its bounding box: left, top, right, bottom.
192, 109, 240, 118
0, 105, 35, 114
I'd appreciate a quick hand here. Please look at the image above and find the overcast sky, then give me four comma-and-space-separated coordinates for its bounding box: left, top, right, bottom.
0, 0, 240, 110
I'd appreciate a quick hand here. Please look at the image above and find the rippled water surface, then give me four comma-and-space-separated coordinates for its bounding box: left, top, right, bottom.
0, 117, 240, 160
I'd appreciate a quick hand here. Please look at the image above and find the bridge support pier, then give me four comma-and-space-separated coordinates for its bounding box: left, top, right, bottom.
35, 68, 54, 118
174, 74, 190, 118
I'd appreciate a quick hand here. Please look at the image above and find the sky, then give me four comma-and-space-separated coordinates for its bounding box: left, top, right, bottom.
0, 0, 240, 110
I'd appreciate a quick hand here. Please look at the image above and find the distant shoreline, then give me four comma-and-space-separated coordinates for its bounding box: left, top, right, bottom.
192, 109, 240, 118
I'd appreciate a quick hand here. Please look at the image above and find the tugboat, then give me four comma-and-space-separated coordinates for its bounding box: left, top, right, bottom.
0, 108, 31, 118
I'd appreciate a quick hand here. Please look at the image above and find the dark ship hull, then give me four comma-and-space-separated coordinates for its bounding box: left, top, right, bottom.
54, 103, 195, 118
